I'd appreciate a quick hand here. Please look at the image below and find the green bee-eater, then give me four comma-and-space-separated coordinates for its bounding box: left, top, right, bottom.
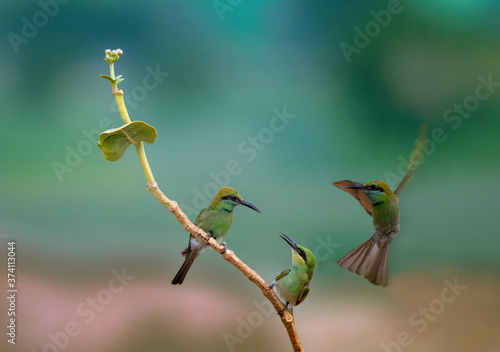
333, 124, 428, 286
271, 233, 316, 315
172, 186, 260, 285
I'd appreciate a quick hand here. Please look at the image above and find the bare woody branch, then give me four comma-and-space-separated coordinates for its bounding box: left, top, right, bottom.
146, 182, 304, 352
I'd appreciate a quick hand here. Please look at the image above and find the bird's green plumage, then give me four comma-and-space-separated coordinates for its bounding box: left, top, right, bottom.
273, 234, 316, 313
362, 181, 400, 236
172, 186, 260, 285
333, 124, 427, 286
333, 180, 400, 286
192, 200, 235, 245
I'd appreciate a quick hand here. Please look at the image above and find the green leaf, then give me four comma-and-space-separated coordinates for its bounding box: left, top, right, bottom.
100, 74, 125, 85
98, 121, 157, 161
100, 75, 115, 84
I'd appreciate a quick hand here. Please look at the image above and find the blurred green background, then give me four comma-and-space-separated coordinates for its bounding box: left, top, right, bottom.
1, 1, 499, 351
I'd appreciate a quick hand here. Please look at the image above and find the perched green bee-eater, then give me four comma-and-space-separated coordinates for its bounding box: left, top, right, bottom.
172, 186, 260, 285
271, 233, 316, 315
333, 124, 428, 286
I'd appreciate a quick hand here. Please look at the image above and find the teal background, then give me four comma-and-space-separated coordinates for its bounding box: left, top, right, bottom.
1, 1, 499, 351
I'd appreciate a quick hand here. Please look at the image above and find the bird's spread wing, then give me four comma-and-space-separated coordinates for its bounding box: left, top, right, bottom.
296, 285, 310, 306
333, 180, 373, 216
394, 124, 428, 196
274, 269, 291, 281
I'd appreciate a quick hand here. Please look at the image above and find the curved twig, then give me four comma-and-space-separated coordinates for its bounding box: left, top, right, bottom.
146, 182, 303, 351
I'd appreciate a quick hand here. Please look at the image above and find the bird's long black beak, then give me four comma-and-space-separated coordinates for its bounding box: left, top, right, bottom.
342, 183, 365, 190
280, 233, 308, 265
280, 233, 298, 251
239, 200, 261, 214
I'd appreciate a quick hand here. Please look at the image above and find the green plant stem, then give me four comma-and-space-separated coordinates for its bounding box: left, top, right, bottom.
109, 62, 115, 82
108, 62, 154, 184
135, 143, 155, 186
114, 93, 132, 124
109, 61, 131, 125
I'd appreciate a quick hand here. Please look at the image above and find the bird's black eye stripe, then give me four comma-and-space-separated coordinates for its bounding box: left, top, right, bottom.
223, 195, 238, 201
298, 249, 308, 264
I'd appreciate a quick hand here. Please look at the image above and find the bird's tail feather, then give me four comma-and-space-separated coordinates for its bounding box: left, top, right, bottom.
172, 249, 201, 285
338, 237, 390, 286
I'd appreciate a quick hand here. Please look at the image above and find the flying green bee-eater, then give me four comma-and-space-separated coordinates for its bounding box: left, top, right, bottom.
271, 233, 316, 315
333, 124, 428, 287
172, 186, 260, 285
